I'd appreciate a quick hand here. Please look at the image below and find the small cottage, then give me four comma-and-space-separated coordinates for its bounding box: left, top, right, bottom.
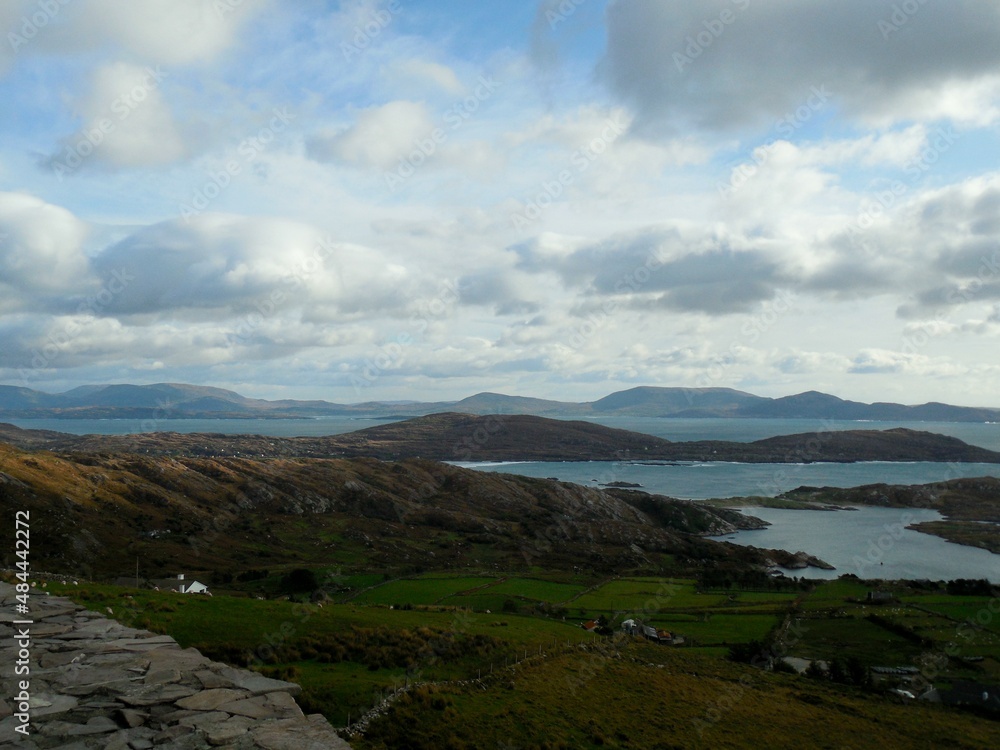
149, 574, 210, 594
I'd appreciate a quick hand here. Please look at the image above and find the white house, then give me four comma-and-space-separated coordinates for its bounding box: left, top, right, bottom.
151, 574, 210, 594
181, 580, 210, 594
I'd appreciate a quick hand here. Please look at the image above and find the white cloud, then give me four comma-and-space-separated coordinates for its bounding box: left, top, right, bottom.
0, 192, 92, 298
48, 61, 185, 170
76, 0, 270, 65
306, 100, 435, 170
392, 59, 465, 95
90, 214, 340, 316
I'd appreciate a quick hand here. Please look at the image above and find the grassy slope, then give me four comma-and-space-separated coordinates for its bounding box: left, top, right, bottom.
356, 644, 1000, 750
45, 574, 1000, 747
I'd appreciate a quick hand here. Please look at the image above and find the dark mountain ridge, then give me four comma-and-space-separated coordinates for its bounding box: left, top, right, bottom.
2, 413, 998, 464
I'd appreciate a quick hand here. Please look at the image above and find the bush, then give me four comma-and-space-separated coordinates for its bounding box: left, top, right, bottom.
281, 568, 319, 594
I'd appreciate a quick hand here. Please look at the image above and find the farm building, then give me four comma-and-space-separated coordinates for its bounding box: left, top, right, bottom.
867, 590, 895, 603
150, 573, 210, 594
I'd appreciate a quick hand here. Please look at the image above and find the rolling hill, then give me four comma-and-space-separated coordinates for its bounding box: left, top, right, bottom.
0, 438, 769, 580
3, 382, 1000, 421
2, 413, 998, 463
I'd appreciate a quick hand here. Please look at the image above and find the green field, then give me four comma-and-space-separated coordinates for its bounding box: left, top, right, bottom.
792, 615, 923, 664
351, 575, 498, 606
482, 577, 586, 603
572, 577, 722, 613
653, 614, 780, 645
798, 578, 873, 610
45, 574, 1000, 745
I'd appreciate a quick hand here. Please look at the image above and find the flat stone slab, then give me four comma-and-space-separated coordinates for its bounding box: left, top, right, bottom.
175, 688, 250, 711
251, 718, 353, 750
30, 622, 76, 637
216, 667, 303, 696
177, 710, 231, 729
0, 584, 350, 748
216, 691, 303, 721
202, 714, 255, 745
39, 715, 120, 736
28, 693, 80, 717
118, 683, 199, 706
144, 667, 181, 685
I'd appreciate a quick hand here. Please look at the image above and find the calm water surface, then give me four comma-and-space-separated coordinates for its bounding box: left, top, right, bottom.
455, 459, 1000, 500
2, 416, 401, 436
711, 507, 1000, 583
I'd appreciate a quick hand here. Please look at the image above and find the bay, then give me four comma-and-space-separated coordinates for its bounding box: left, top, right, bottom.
711, 507, 1000, 583
454, 455, 1000, 583
454, 459, 1000, 500
1, 416, 402, 437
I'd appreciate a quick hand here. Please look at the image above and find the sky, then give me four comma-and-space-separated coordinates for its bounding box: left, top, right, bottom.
1, 0, 1000, 406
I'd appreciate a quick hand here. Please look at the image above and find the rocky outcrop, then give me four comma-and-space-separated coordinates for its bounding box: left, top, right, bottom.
764, 550, 836, 570
0, 582, 350, 749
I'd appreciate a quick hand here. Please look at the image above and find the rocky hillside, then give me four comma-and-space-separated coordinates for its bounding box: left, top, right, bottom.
0, 440, 769, 581
3, 414, 998, 463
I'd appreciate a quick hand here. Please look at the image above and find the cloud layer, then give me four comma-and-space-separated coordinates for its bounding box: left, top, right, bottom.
1, 1, 999, 406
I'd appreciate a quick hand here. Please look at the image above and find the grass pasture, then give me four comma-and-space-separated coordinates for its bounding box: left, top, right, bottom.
44, 574, 1000, 746
350, 575, 498, 606
481, 577, 585, 603
654, 613, 780, 645
571, 577, 719, 614
792, 614, 923, 665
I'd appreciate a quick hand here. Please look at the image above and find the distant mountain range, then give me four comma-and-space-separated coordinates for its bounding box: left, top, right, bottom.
2, 382, 1000, 422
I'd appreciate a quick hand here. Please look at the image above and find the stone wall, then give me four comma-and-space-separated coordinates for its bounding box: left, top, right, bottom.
0, 582, 351, 749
